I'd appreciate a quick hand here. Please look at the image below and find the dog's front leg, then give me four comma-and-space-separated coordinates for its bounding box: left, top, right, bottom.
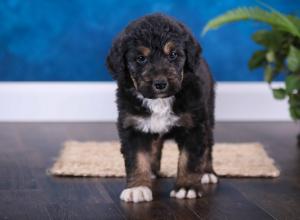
120, 131, 153, 203
171, 126, 218, 199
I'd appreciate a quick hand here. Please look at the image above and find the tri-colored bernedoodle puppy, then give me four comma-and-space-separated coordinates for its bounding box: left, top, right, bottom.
106, 13, 218, 203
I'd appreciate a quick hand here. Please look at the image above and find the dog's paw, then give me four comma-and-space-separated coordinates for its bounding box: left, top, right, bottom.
201, 173, 218, 184
120, 186, 153, 203
170, 188, 202, 199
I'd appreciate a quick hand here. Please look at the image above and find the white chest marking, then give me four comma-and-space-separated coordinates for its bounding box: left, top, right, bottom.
134, 96, 179, 134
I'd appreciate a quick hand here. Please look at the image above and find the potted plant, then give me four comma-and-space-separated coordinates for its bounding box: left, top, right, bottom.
202, 3, 300, 145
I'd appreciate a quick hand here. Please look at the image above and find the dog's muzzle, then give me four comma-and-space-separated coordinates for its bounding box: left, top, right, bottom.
152, 79, 168, 92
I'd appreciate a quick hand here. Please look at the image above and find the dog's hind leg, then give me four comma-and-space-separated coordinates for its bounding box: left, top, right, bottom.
171, 125, 218, 199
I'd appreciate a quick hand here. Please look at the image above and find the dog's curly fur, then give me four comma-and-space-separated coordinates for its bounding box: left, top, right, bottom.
106, 13, 217, 203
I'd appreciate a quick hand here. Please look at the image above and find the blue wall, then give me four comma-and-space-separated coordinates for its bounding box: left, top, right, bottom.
0, 0, 299, 81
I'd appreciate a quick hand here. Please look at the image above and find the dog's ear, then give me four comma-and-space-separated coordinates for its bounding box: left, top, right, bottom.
106, 35, 126, 80
185, 33, 202, 72
177, 22, 202, 72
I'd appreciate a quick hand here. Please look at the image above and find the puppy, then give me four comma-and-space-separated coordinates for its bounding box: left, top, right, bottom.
106, 13, 217, 203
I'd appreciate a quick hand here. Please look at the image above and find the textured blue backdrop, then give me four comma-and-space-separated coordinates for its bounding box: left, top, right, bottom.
0, 0, 299, 81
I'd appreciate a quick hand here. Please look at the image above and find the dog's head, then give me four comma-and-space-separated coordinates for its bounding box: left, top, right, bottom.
106, 13, 201, 99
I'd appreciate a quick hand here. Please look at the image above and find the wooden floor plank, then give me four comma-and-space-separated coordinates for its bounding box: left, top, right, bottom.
0, 122, 299, 220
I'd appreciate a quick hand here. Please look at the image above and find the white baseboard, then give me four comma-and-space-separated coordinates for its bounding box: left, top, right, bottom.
0, 82, 290, 121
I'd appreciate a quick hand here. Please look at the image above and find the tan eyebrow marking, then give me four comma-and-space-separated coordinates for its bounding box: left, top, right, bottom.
138, 46, 151, 56
163, 41, 175, 55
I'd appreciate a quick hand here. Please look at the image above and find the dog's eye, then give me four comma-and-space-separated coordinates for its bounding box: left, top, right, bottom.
168, 51, 177, 61
136, 56, 147, 64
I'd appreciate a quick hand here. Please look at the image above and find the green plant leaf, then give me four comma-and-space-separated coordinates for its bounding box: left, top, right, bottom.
252, 30, 270, 46
266, 50, 275, 62
252, 30, 286, 49
259, 1, 300, 37
289, 93, 300, 106
202, 6, 300, 37
287, 15, 300, 31
287, 45, 300, 72
248, 50, 267, 70
264, 65, 274, 83
272, 88, 286, 99
290, 106, 300, 120
285, 74, 300, 93
288, 93, 300, 120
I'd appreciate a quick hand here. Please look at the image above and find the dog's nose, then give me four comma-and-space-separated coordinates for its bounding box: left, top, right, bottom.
153, 80, 168, 91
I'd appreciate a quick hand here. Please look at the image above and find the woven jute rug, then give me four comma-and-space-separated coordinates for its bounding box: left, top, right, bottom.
49, 141, 280, 178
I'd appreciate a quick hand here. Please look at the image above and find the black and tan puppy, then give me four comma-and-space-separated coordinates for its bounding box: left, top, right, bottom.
106, 13, 217, 203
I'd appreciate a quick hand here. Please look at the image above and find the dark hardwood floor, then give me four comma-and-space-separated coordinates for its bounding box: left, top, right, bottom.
0, 122, 299, 220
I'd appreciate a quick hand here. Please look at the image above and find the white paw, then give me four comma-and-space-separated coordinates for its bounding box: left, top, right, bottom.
120, 186, 153, 203
170, 188, 202, 199
201, 173, 218, 184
